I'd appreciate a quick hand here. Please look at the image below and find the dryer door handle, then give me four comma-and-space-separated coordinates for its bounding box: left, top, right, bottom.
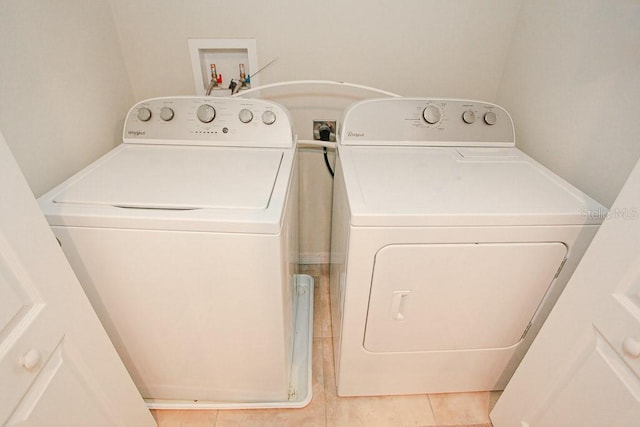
389, 290, 411, 321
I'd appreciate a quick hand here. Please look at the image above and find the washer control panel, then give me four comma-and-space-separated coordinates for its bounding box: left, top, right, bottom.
123, 97, 293, 148
341, 98, 515, 147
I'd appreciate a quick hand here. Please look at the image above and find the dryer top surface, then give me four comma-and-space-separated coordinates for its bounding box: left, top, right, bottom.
338, 146, 605, 227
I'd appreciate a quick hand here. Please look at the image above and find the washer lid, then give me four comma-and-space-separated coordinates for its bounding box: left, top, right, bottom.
339, 146, 606, 226
53, 145, 282, 210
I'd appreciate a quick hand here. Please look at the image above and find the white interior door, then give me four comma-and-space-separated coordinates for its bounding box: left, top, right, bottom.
0, 131, 155, 426
491, 159, 640, 426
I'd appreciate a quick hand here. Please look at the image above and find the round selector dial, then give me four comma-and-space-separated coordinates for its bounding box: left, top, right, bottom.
262, 110, 277, 125
137, 107, 152, 122
239, 108, 253, 123
422, 105, 442, 124
462, 110, 476, 124
160, 107, 174, 121
196, 104, 216, 123
484, 111, 497, 125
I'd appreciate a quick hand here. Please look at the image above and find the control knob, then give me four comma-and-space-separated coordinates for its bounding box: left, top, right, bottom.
462, 110, 476, 124
422, 105, 441, 124
160, 107, 174, 121
137, 107, 152, 122
239, 108, 253, 123
262, 110, 277, 125
484, 111, 497, 125
197, 104, 216, 123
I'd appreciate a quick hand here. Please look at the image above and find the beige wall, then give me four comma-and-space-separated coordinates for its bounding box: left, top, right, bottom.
0, 0, 134, 197
496, 0, 640, 207
107, 0, 522, 101
298, 148, 334, 264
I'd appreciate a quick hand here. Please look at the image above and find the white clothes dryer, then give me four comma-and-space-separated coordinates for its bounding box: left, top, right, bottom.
39, 97, 313, 408
330, 98, 606, 396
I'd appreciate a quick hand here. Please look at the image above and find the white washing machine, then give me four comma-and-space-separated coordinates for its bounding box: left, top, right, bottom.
38, 97, 313, 408
330, 98, 606, 396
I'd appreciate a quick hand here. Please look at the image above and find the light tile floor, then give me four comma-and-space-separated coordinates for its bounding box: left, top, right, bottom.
151, 265, 499, 426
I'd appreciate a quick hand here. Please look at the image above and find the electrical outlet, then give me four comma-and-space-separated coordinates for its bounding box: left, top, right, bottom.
313, 121, 337, 142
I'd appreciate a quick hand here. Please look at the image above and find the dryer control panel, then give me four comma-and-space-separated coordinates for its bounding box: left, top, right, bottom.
340, 98, 515, 147
123, 97, 294, 148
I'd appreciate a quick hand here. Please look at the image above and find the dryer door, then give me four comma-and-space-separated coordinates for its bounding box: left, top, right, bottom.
363, 242, 567, 353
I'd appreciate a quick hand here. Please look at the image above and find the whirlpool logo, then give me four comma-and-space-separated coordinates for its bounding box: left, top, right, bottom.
347, 131, 365, 138
127, 130, 146, 137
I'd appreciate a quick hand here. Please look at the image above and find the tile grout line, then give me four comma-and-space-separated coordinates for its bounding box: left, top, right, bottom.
426, 393, 437, 425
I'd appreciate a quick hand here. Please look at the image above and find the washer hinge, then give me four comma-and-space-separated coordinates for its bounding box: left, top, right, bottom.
554, 257, 568, 279
520, 322, 532, 341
